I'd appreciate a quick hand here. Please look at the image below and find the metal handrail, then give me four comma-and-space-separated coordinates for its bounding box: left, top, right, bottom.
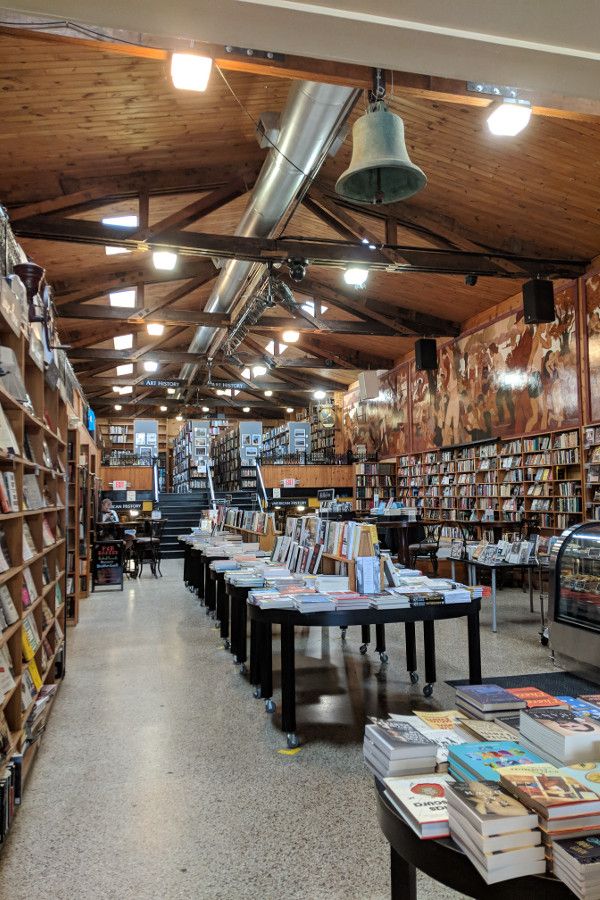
254, 460, 268, 512
206, 458, 217, 514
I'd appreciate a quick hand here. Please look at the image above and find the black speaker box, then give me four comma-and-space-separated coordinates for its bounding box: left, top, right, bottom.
522, 279, 555, 324
415, 338, 438, 371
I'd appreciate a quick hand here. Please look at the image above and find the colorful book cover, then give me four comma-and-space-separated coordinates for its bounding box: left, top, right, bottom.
367, 718, 436, 751
522, 707, 600, 738
449, 742, 543, 781
446, 779, 535, 827
413, 710, 467, 730
554, 834, 600, 864
500, 764, 600, 809
580, 695, 600, 711
456, 685, 525, 709
556, 696, 600, 721
384, 775, 449, 825
507, 687, 566, 708
559, 762, 600, 789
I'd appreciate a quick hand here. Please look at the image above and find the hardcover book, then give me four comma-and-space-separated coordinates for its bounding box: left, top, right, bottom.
449, 742, 543, 782
456, 685, 526, 711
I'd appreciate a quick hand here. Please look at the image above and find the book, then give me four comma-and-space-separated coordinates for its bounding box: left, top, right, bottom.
446, 779, 539, 837
456, 719, 516, 743
0, 477, 10, 515
580, 695, 600, 710
0, 404, 19, 456
499, 764, 600, 819
365, 719, 437, 760
0, 532, 11, 574
389, 715, 465, 767
413, 710, 467, 730
557, 696, 600, 722
552, 835, 600, 899
0, 586, 17, 626
455, 684, 527, 712
383, 775, 451, 838
449, 804, 540, 853
2, 473, 18, 512
560, 762, 600, 790
520, 708, 600, 764
22, 474, 44, 510
448, 742, 544, 782
363, 738, 435, 779
449, 817, 545, 884
22, 522, 37, 561
506, 687, 566, 709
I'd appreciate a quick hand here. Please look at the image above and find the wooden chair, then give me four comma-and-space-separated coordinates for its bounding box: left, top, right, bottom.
408, 523, 442, 575
134, 519, 166, 578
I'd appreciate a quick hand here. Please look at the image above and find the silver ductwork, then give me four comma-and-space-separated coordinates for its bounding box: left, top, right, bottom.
180, 79, 359, 385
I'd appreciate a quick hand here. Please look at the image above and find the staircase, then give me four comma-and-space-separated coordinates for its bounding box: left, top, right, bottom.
157, 490, 261, 558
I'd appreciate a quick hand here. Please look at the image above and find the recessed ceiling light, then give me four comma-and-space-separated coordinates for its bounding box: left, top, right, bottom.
286, 407, 294, 413
113, 333, 133, 350
109, 289, 136, 308
252, 364, 268, 378
152, 250, 178, 271
313, 389, 326, 400
202, 406, 210, 413
119, 386, 133, 395
216, 389, 225, 396
160, 405, 168, 412
282, 329, 300, 343
343, 267, 369, 287
487, 97, 532, 136
242, 406, 250, 413
114, 404, 122, 411
264, 390, 273, 397
167, 388, 176, 395
176, 414, 183, 421
170, 52, 213, 92
112, 386, 121, 393
241, 367, 251, 379
116, 363, 133, 376
147, 323, 164, 336
143, 361, 159, 372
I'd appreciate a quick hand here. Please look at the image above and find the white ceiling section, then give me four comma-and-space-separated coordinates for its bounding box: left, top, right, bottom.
4, 0, 600, 99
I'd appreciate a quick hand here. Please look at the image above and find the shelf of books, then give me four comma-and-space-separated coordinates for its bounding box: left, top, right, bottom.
354, 462, 396, 513
223, 508, 279, 552
66, 426, 97, 625
261, 422, 310, 459
172, 419, 212, 493
212, 422, 262, 492
397, 427, 583, 534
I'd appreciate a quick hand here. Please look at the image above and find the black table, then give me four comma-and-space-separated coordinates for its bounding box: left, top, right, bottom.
247, 599, 482, 748
466, 559, 537, 632
375, 780, 570, 900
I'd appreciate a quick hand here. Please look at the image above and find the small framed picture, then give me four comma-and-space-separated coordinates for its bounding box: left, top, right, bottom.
251, 434, 260, 445
242, 434, 251, 446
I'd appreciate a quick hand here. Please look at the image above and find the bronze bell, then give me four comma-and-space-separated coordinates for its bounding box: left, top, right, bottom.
335, 102, 427, 205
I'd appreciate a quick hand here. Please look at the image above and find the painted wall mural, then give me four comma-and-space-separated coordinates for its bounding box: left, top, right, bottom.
585, 273, 600, 423
342, 364, 409, 458
342, 283, 583, 456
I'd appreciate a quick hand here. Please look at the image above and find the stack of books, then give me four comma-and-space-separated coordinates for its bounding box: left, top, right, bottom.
363, 717, 438, 779
519, 708, 600, 764
291, 593, 336, 613
369, 593, 411, 609
455, 684, 527, 721
390, 712, 467, 772
552, 835, 600, 899
382, 775, 451, 838
446, 779, 544, 884
448, 741, 544, 783
329, 592, 371, 610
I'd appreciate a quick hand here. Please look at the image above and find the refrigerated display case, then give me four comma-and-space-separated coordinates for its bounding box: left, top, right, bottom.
548, 522, 600, 680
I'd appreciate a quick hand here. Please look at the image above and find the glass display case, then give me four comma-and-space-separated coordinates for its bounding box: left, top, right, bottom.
548, 522, 600, 680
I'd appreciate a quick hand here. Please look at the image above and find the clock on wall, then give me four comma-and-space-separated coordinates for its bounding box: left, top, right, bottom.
319, 407, 336, 429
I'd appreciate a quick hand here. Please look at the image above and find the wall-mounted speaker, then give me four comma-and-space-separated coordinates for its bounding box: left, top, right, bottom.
358, 370, 381, 401
522, 279, 555, 324
415, 338, 437, 371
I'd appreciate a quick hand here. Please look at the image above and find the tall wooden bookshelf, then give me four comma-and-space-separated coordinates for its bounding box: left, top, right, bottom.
354, 462, 396, 512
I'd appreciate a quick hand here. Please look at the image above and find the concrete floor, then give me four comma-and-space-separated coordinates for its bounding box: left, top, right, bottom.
0, 560, 557, 900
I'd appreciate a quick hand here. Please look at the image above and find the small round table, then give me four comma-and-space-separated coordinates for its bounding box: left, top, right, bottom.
375, 780, 571, 900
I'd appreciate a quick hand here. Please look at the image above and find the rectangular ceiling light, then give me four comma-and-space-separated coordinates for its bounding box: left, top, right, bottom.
116, 363, 134, 376
109, 289, 136, 308
102, 214, 138, 256
114, 334, 133, 350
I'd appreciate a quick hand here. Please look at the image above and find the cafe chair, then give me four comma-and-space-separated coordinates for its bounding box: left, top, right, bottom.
134, 519, 166, 578
408, 522, 442, 575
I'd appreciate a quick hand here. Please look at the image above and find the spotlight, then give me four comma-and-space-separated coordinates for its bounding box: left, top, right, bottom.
170, 52, 213, 92
114, 404, 122, 411
167, 388, 176, 395
152, 250, 177, 271
176, 414, 183, 422
147, 323, 164, 336
465, 274, 478, 287
282, 329, 300, 343
288, 258, 307, 283
286, 407, 294, 413
343, 267, 369, 288
242, 406, 251, 413
202, 406, 210, 413
143, 361, 159, 372
487, 98, 532, 136
252, 364, 268, 378
296, 505, 306, 512
313, 389, 326, 400
264, 390, 273, 397
522, 279, 555, 324
160, 405, 167, 412
129, 509, 139, 518
415, 338, 438, 371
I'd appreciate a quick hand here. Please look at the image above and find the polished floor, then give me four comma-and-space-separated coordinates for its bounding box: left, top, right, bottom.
0, 561, 557, 899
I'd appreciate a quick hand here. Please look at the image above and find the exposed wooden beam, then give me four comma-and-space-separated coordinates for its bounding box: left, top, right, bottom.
14, 216, 585, 279
68, 347, 203, 363
66, 322, 145, 350
58, 302, 229, 327
233, 354, 352, 370
294, 335, 394, 370
304, 187, 399, 265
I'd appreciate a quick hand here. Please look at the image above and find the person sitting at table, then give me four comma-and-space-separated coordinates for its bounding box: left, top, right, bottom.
101, 498, 119, 523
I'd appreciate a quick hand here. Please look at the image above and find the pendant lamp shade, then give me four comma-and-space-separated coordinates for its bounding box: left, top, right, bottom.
335, 102, 427, 205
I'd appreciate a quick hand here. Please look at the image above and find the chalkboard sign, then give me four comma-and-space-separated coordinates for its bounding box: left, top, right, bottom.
92, 540, 124, 590
317, 489, 335, 502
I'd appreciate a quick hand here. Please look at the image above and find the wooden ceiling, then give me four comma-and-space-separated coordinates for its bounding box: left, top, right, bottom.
0, 27, 597, 418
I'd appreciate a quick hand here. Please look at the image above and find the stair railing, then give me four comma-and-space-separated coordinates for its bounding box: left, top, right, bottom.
255, 460, 269, 513
206, 457, 218, 516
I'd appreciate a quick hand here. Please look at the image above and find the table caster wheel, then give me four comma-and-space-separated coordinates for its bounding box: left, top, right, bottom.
423, 683, 434, 698
239, 664, 247, 675
224, 640, 230, 650
359, 644, 368, 655
410, 671, 419, 685
540, 635, 549, 646
265, 699, 276, 714
253, 688, 262, 699
286, 733, 299, 749
340, 627, 348, 642
379, 652, 388, 664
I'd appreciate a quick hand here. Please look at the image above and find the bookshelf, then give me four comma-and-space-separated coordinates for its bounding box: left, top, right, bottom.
212, 422, 263, 492
223, 508, 279, 552
172, 419, 212, 493
396, 427, 583, 533
261, 422, 310, 459
309, 398, 344, 459
354, 462, 396, 513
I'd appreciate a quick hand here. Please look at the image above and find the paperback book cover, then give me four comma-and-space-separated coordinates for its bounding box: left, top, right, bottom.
366, 718, 436, 757
414, 710, 467, 730
456, 685, 526, 711
522, 708, 600, 739
446, 779, 538, 834
499, 764, 600, 816
554, 834, 600, 864
506, 687, 566, 708
384, 775, 450, 838
581, 695, 600, 710
559, 762, 600, 789
557, 697, 600, 721
457, 720, 516, 743
449, 742, 543, 781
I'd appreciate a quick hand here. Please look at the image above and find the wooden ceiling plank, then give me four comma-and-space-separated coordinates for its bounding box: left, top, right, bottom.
57, 302, 229, 326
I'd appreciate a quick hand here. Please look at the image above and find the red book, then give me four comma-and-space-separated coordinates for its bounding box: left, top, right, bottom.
506, 687, 567, 709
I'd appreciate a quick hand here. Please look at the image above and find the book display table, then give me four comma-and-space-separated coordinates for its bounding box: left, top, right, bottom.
466, 560, 537, 633
375, 780, 571, 900
247, 599, 482, 748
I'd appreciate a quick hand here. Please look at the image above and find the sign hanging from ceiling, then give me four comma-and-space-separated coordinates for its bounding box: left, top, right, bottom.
208, 380, 247, 390
142, 378, 183, 388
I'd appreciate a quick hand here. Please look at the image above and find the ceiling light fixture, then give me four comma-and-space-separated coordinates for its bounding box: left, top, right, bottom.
109, 289, 136, 308
487, 97, 532, 136
170, 52, 213, 92
282, 329, 300, 343
252, 364, 268, 378
167, 388, 176, 395
143, 361, 159, 373
242, 406, 251, 413
160, 405, 168, 412
147, 323, 164, 336
286, 407, 294, 413
152, 250, 178, 271
114, 404, 122, 411
202, 406, 210, 413
176, 414, 183, 421
264, 390, 273, 397
113, 333, 133, 350
343, 267, 369, 287
313, 390, 326, 400
116, 363, 133, 376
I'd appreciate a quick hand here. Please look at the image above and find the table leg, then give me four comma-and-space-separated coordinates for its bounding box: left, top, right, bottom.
528, 568, 534, 613
230, 593, 239, 659
405, 622, 417, 682
238, 597, 248, 666
467, 609, 482, 684
390, 846, 417, 900
250, 619, 260, 686
451, 560, 456, 581
218, 582, 229, 642
361, 624, 370, 651
491, 568, 497, 633
423, 621, 436, 686
280, 623, 296, 737
375, 624, 386, 654
260, 622, 273, 701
